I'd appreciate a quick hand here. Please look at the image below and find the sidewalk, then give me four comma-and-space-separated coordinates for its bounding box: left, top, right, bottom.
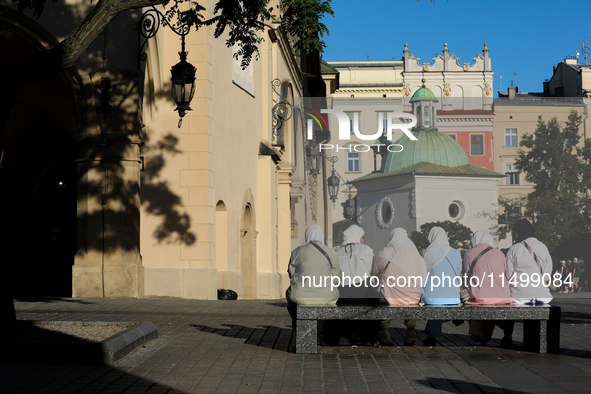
2, 296, 590, 393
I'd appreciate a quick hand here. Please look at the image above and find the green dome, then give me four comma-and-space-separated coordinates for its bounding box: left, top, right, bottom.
382, 130, 469, 171
410, 86, 438, 102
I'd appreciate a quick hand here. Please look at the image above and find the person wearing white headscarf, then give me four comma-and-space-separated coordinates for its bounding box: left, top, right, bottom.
421, 227, 462, 346
336, 224, 374, 299
499, 219, 553, 349
286, 225, 342, 331
371, 228, 428, 346
463, 230, 511, 345
331, 224, 375, 344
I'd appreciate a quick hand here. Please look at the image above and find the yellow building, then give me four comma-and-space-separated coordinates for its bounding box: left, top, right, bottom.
0, 1, 333, 299
493, 86, 588, 248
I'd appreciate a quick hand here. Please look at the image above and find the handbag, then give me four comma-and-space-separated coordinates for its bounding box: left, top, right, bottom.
445, 257, 470, 303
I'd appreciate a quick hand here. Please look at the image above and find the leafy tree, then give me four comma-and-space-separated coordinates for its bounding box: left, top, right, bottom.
411, 220, 473, 255
515, 111, 591, 259
497, 195, 527, 242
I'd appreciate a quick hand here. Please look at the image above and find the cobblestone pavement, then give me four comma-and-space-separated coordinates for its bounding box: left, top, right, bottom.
2, 295, 590, 393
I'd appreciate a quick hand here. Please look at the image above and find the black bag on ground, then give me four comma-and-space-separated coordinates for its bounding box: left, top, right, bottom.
217, 289, 238, 300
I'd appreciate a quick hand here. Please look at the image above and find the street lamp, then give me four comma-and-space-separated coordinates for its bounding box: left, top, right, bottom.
171, 37, 196, 120
306, 141, 322, 178
327, 171, 340, 203
342, 187, 356, 221
140, 6, 197, 127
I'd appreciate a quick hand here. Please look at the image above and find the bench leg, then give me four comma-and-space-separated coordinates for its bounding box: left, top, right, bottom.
523, 320, 547, 353
547, 310, 561, 354
296, 319, 317, 354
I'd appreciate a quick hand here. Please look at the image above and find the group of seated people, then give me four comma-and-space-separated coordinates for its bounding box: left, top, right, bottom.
286, 219, 553, 349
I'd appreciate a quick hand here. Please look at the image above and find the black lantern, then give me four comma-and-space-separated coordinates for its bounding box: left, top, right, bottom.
327, 171, 340, 203
342, 196, 357, 221
306, 141, 322, 178
171, 40, 196, 119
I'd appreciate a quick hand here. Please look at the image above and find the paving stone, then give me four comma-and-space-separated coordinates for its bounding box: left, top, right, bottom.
6, 297, 591, 393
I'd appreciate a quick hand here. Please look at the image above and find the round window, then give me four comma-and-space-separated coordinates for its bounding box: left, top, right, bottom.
448, 200, 464, 220
376, 197, 395, 228
449, 203, 460, 218
381, 201, 392, 223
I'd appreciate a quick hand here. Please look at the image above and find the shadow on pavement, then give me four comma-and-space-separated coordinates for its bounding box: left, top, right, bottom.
13, 297, 95, 305
190, 323, 295, 352
0, 324, 182, 393
417, 378, 531, 393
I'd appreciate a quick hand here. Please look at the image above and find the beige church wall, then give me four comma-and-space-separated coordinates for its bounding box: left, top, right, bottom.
141, 16, 219, 299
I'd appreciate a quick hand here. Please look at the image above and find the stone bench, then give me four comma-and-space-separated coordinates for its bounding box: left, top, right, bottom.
295, 304, 561, 354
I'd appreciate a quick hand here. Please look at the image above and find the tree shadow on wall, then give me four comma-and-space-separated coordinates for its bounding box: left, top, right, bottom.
0, 4, 196, 297
141, 133, 196, 245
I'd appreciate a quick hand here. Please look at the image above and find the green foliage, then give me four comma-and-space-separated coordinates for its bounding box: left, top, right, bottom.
515, 111, 591, 258
497, 195, 526, 241
411, 220, 473, 255
211, 0, 333, 68
17, 0, 334, 70
280, 0, 334, 55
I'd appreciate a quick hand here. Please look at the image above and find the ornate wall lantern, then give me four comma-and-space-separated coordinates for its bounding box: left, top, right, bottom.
140, 5, 197, 127
327, 171, 340, 203
170, 39, 196, 120
306, 141, 322, 178
342, 187, 357, 221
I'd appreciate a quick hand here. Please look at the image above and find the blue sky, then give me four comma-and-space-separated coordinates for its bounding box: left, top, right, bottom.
322, 0, 591, 96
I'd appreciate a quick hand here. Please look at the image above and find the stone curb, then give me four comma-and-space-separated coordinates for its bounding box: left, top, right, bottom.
102, 322, 159, 363
5, 321, 158, 364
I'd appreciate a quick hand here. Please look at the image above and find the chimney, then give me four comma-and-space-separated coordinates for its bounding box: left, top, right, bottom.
508, 87, 516, 98
543, 80, 549, 95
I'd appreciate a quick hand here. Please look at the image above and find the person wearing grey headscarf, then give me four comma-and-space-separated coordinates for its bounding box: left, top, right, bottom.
286, 225, 342, 334
421, 226, 462, 347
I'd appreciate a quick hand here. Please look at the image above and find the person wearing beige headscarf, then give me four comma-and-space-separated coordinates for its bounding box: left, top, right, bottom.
371, 228, 428, 346
286, 225, 342, 334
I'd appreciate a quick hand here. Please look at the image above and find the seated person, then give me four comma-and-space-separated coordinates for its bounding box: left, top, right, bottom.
371, 228, 428, 346
463, 230, 511, 345
421, 227, 462, 347
286, 225, 341, 339
331, 224, 376, 345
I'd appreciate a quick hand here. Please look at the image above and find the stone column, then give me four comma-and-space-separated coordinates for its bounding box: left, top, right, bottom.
73, 135, 144, 298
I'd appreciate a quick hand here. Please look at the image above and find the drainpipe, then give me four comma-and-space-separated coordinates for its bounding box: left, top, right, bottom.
322, 157, 330, 246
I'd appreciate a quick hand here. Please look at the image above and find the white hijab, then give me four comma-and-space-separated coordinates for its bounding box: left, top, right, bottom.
377, 228, 428, 281
423, 226, 452, 274
471, 230, 494, 248
305, 224, 324, 244
342, 224, 364, 245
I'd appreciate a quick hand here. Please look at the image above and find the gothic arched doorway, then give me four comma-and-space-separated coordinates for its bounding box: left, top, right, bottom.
1, 8, 77, 296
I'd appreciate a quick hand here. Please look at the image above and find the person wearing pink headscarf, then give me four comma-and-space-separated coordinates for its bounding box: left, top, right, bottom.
463, 230, 511, 345
371, 228, 428, 345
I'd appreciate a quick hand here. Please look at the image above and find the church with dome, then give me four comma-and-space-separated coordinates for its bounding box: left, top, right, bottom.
350, 84, 505, 250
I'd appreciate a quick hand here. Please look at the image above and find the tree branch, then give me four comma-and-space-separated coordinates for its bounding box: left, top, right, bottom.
0, 0, 168, 152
